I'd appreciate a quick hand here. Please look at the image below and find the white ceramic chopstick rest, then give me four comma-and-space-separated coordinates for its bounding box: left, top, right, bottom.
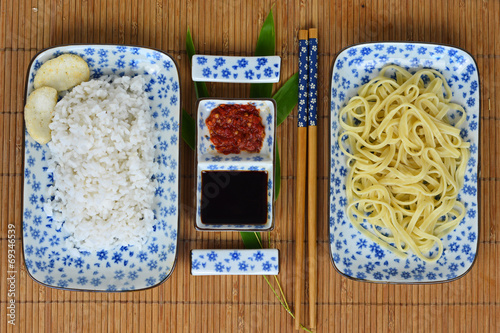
192, 55, 281, 83
191, 249, 279, 276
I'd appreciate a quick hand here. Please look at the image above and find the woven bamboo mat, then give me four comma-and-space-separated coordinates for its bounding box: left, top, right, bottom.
1, 0, 499, 332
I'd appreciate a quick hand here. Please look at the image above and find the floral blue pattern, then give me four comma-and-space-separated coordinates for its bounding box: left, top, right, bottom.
192, 55, 281, 83
308, 36, 318, 126
191, 249, 279, 275
329, 42, 479, 283
195, 99, 276, 232
298, 38, 308, 127
23, 45, 180, 291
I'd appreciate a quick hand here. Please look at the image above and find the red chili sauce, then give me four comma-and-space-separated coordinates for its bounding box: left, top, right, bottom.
205, 103, 265, 154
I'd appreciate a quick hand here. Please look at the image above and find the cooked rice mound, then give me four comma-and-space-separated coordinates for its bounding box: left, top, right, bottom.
45, 75, 157, 251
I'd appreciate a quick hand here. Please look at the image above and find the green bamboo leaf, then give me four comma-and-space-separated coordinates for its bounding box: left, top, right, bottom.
274, 144, 281, 200
186, 28, 209, 99
272, 73, 298, 201
273, 72, 299, 126
183, 28, 208, 149
254, 9, 275, 56
249, 9, 275, 98
181, 109, 196, 150
240, 231, 263, 249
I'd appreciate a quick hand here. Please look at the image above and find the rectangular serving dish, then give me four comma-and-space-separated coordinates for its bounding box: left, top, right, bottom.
195, 98, 276, 231
23, 45, 180, 291
329, 42, 480, 283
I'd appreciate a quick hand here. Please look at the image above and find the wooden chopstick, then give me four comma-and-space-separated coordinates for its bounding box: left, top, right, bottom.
307, 27, 318, 331
294, 29, 309, 331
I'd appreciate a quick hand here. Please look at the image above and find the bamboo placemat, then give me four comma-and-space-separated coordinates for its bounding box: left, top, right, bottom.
1, 0, 499, 332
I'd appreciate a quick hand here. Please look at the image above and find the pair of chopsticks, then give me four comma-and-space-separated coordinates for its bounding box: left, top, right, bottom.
294, 28, 318, 331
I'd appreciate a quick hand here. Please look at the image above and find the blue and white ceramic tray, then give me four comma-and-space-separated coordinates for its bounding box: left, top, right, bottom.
192, 55, 281, 83
196, 98, 276, 231
191, 249, 279, 275
329, 42, 479, 283
23, 45, 180, 291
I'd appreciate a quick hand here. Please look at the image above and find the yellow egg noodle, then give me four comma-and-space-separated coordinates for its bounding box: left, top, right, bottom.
338, 65, 470, 262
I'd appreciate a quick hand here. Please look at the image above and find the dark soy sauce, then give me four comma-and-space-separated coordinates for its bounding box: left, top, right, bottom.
201, 171, 268, 225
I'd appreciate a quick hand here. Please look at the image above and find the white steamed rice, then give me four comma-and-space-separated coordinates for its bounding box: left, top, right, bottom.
45, 75, 157, 251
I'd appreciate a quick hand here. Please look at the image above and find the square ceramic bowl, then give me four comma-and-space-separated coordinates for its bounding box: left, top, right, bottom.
23, 45, 180, 291
329, 42, 480, 283
195, 98, 276, 231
